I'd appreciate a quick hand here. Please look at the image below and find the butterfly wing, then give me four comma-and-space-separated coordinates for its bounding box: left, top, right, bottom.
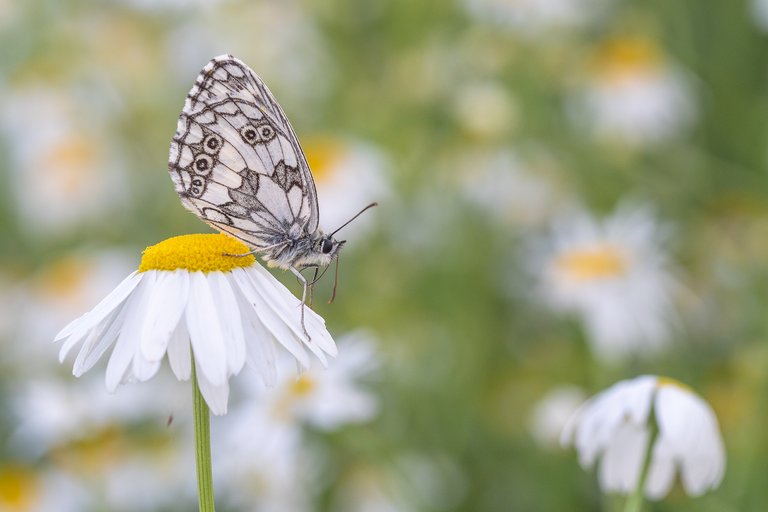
168, 55, 319, 249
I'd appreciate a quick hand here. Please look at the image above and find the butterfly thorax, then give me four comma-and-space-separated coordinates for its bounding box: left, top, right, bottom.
262, 228, 344, 271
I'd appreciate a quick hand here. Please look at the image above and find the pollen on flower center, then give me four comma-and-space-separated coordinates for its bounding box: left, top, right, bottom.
139, 234, 255, 273
555, 243, 628, 281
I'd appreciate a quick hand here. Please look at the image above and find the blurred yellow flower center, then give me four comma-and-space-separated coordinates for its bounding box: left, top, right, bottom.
556, 244, 628, 281
289, 375, 317, 397
41, 133, 102, 195
656, 376, 693, 393
593, 37, 662, 83
304, 136, 344, 185
139, 234, 255, 273
0, 464, 38, 508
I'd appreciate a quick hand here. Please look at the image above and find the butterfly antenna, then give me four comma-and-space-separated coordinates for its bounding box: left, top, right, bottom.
329, 202, 378, 237
329, 254, 340, 304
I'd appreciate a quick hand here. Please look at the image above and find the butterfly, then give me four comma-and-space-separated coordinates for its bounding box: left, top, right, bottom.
168, 54, 375, 335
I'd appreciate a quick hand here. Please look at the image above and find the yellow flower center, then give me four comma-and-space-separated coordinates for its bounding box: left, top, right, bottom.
656, 376, 693, 393
555, 243, 628, 281
289, 375, 317, 397
303, 136, 345, 185
0, 464, 38, 509
592, 36, 662, 84
139, 234, 255, 273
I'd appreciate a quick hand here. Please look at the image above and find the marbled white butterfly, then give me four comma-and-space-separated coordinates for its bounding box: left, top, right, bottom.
168, 55, 375, 335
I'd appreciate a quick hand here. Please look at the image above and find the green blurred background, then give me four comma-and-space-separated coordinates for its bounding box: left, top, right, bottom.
2, 0, 768, 510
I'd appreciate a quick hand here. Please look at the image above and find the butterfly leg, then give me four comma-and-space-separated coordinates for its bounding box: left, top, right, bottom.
290, 266, 311, 340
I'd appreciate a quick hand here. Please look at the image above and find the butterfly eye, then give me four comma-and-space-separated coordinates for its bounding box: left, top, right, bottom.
202, 134, 222, 154
321, 238, 334, 254
257, 124, 275, 141
240, 124, 259, 143
193, 154, 213, 175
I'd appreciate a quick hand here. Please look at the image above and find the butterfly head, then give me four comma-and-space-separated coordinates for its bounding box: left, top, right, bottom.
312, 234, 345, 265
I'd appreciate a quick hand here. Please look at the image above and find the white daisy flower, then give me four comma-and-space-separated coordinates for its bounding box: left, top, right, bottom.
561, 375, 726, 499
569, 37, 695, 147
528, 202, 678, 361
55, 234, 337, 416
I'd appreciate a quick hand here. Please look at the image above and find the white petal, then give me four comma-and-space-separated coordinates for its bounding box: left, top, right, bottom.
195, 370, 229, 416
207, 272, 245, 375
229, 267, 310, 367
644, 441, 676, 499
55, 271, 142, 343
72, 304, 126, 376
131, 356, 161, 382
251, 265, 337, 357
105, 277, 150, 392
598, 423, 647, 493
229, 275, 278, 386
139, 270, 189, 362
186, 272, 228, 386
242, 268, 329, 366
167, 317, 192, 381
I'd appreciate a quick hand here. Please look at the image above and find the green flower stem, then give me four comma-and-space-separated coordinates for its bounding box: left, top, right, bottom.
624, 399, 660, 512
192, 359, 216, 512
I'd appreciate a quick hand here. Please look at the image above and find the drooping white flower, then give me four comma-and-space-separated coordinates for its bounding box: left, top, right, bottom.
569, 36, 695, 147
527, 202, 679, 361
561, 375, 726, 499
55, 234, 337, 415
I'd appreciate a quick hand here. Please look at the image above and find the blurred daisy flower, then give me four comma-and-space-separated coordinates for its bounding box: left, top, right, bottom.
458, 148, 564, 228
0, 463, 91, 512
256, 331, 379, 429
55, 234, 337, 415
751, 0, 768, 32
561, 375, 726, 499
0, 88, 126, 234
529, 385, 586, 448
9, 249, 135, 370
451, 81, 518, 140
569, 36, 695, 147
303, 136, 390, 240
463, 0, 602, 34
527, 203, 679, 361
215, 332, 379, 509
